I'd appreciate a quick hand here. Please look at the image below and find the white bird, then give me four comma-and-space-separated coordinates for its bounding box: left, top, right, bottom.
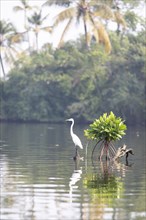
66, 118, 83, 150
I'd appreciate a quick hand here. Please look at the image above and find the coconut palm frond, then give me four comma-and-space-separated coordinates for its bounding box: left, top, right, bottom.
13, 4, 33, 12
58, 17, 73, 48
0, 20, 24, 76
21, 0, 35, 10
9, 43, 21, 54
90, 0, 114, 7
96, 22, 111, 54
105, 37, 112, 54
53, 7, 75, 27
2, 46, 19, 64
103, 0, 114, 6
102, 0, 114, 6
19, 31, 29, 41
43, 0, 71, 7
92, 28, 99, 43
14, 51, 24, 61
93, 4, 115, 20
86, 32, 92, 47
114, 11, 127, 28
28, 12, 42, 25
43, 0, 53, 6
41, 13, 50, 22
8, 33, 23, 44
0, 46, 7, 53
0, 20, 16, 35
13, 6, 24, 12
41, 26, 52, 33
4, 46, 17, 64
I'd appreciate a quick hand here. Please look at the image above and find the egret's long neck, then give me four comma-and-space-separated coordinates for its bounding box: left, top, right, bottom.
70, 120, 74, 136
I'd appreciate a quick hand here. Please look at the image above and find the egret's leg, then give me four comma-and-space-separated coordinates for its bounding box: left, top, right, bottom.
76, 147, 78, 155
76, 147, 80, 157
74, 147, 80, 160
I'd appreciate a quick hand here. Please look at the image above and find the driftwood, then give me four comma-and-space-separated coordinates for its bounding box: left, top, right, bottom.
114, 144, 134, 161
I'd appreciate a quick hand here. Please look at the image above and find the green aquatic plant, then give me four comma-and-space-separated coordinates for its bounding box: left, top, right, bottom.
84, 111, 127, 160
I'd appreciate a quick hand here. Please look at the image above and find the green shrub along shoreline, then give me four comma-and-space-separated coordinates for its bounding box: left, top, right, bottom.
0, 31, 145, 125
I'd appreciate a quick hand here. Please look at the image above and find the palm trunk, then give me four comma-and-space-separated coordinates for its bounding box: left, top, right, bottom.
83, 17, 88, 49
24, 9, 31, 52
27, 30, 31, 52
35, 32, 38, 52
0, 55, 6, 79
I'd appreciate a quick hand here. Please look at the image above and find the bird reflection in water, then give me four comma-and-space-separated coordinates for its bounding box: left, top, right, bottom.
69, 159, 82, 203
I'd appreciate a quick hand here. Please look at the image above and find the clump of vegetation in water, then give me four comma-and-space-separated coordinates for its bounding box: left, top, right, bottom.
84, 111, 127, 160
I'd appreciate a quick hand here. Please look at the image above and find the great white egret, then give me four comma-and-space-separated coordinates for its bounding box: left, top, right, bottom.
66, 118, 83, 159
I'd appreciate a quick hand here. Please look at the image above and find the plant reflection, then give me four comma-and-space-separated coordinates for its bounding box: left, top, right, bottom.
84, 160, 133, 206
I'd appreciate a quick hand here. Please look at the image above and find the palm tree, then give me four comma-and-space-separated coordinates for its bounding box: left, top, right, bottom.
13, 0, 34, 29
44, 0, 126, 53
27, 10, 52, 51
0, 20, 23, 78
13, 0, 37, 51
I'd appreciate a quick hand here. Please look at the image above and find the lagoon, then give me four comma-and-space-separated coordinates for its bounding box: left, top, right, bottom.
0, 122, 145, 220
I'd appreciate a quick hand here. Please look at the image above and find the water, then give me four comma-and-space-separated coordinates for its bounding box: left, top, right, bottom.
0, 122, 145, 220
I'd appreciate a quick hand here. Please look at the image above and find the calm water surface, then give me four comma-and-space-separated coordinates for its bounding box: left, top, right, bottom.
0, 122, 146, 220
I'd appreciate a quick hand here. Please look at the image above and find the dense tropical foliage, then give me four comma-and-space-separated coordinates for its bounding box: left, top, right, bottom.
0, 0, 145, 125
